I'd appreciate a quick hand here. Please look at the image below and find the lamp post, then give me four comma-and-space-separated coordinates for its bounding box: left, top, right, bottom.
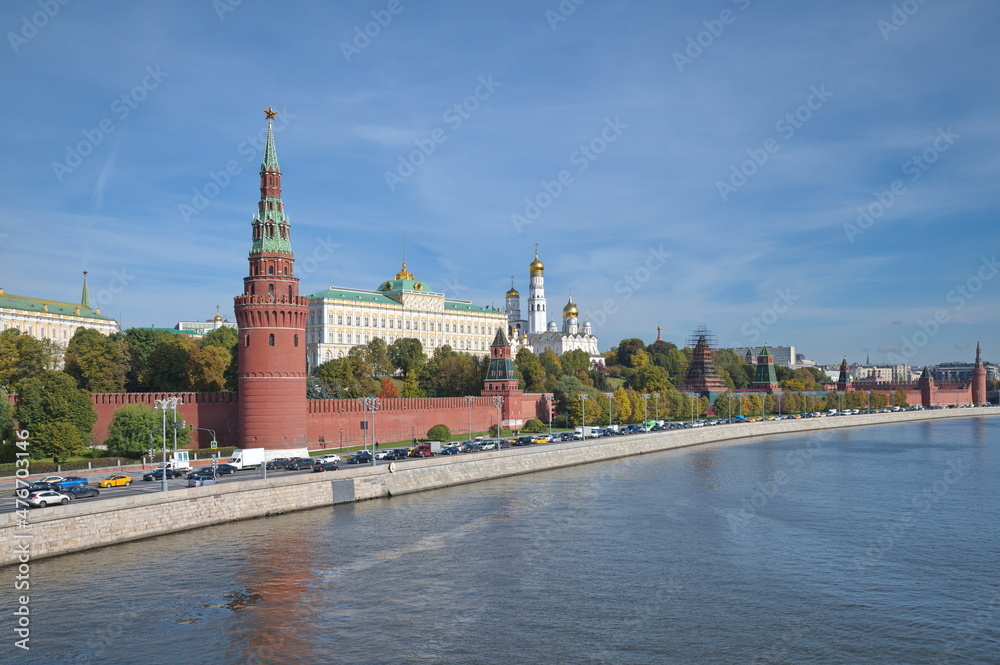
189, 426, 219, 476
866, 391, 871, 412
154, 397, 181, 492
465, 395, 474, 440
652, 393, 660, 423
689, 393, 695, 424
492, 396, 504, 441
578, 394, 589, 436
837, 391, 843, 413
544, 395, 553, 436
727, 393, 733, 421
360, 396, 379, 466
641, 393, 650, 427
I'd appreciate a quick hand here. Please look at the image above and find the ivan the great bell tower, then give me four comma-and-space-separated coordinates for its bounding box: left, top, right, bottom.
233, 108, 309, 448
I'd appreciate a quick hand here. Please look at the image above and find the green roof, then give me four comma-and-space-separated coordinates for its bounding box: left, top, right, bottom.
138, 327, 198, 336
307, 288, 402, 306
445, 301, 499, 314
0, 291, 113, 321
378, 279, 433, 293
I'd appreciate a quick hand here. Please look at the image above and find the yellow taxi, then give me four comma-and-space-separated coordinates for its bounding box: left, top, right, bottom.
532, 435, 551, 444
97, 474, 133, 488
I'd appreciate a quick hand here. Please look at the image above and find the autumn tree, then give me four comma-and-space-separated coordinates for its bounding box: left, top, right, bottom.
63, 328, 127, 393
188, 344, 231, 392
612, 386, 632, 422
515, 348, 546, 392
141, 334, 196, 392
377, 377, 399, 399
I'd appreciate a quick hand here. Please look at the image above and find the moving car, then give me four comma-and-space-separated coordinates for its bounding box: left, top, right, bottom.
12, 482, 60, 497
439, 446, 461, 455
407, 445, 433, 458
312, 461, 341, 472
97, 474, 133, 488
213, 463, 238, 475
318, 454, 342, 464
266, 457, 291, 470
348, 451, 374, 464
24, 490, 70, 508
53, 476, 89, 490
284, 458, 315, 471
63, 486, 100, 500
39, 476, 66, 484
142, 468, 184, 481
187, 474, 221, 487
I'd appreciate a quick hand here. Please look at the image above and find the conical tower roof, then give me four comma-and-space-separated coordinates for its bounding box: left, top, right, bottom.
80, 271, 91, 310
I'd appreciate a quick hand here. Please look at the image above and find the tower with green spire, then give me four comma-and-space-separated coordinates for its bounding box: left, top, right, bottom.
751, 345, 780, 393
80, 271, 91, 310
482, 327, 523, 423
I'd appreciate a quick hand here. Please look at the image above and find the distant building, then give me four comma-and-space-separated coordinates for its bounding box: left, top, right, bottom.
853, 363, 912, 383
729, 345, 808, 368
175, 308, 236, 337
0, 275, 120, 358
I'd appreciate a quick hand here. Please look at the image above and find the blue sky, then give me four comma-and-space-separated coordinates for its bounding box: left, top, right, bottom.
1, 0, 998, 367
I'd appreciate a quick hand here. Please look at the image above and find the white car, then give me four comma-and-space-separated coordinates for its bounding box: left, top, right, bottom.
25, 490, 70, 508
374, 450, 394, 460
319, 454, 342, 464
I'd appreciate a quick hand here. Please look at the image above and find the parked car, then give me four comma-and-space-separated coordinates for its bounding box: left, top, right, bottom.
480, 440, 498, 450
513, 436, 534, 446
407, 445, 433, 458
213, 463, 238, 475
318, 454, 342, 464
284, 458, 315, 471
348, 451, 374, 464
266, 457, 291, 470
383, 448, 408, 460
53, 476, 89, 490
187, 474, 221, 487
25, 490, 70, 508
312, 461, 341, 472
142, 468, 184, 481
439, 446, 461, 455
97, 474, 133, 488
63, 486, 100, 500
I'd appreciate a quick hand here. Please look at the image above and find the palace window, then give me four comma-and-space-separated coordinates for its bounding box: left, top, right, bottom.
422, 321, 426, 331
355, 316, 361, 326
381, 317, 386, 328
337, 314, 343, 325
338, 333, 343, 343
406, 320, 411, 330
364, 317, 369, 327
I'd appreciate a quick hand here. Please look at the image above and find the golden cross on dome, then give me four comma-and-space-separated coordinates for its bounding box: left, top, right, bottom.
263, 106, 278, 121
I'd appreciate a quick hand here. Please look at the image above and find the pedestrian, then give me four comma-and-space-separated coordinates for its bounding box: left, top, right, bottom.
374, 441, 379, 450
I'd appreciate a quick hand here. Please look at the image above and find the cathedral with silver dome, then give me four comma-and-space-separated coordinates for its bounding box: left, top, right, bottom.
504, 249, 603, 364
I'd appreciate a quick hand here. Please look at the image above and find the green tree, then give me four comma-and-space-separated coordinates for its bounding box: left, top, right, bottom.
0, 396, 17, 463
34, 421, 85, 462
561, 349, 591, 376
522, 418, 545, 433
423, 349, 484, 397
201, 326, 238, 350
389, 338, 425, 378
14, 370, 97, 448
893, 388, 909, 408
104, 404, 164, 458
119, 328, 173, 391
626, 364, 673, 394
515, 348, 546, 392
142, 334, 196, 392
0, 329, 57, 390
366, 338, 393, 378
64, 328, 127, 393
427, 423, 451, 440
400, 370, 421, 398
712, 349, 749, 390
661, 347, 689, 388
188, 344, 231, 392
629, 348, 651, 368
314, 352, 378, 398
616, 338, 646, 368
539, 349, 563, 379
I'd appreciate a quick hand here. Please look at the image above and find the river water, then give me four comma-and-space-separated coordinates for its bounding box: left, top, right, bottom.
7, 417, 1000, 664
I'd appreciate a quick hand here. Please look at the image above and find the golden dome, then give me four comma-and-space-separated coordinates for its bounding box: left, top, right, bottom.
506, 287, 520, 298
529, 250, 544, 275
562, 295, 578, 318
394, 261, 415, 280
213, 313, 223, 323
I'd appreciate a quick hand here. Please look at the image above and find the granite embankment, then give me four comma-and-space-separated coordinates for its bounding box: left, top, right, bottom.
3, 407, 997, 566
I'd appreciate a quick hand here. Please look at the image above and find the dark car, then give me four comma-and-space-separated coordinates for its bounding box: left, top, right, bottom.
142, 468, 184, 481
439, 446, 460, 455
284, 458, 315, 471
348, 451, 374, 464
53, 476, 89, 490
312, 461, 340, 472
266, 457, 291, 470
382, 449, 407, 460
12, 481, 60, 497
188, 468, 220, 480
63, 486, 100, 500
511, 436, 532, 447
214, 464, 238, 475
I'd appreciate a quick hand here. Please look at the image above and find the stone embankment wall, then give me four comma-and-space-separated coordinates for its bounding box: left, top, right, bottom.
3, 407, 997, 566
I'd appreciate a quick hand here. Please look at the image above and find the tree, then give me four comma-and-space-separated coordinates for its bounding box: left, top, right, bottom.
103, 404, 163, 458
0, 396, 17, 463
893, 388, 909, 408
561, 349, 591, 376
661, 347, 689, 388
389, 338, 425, 378
616, 338, 646, 368
142, 334, 196, 392
188, 344, 230, 392
315, 354, 378, 398
119, 328, 173, 391
377, 377, 398, 399
201, 326, 238, 350
539, 349, 563, 379
522, 418, 545, 433
63, 328, 127, 393
629, 348, 651, 369
34, 421, 85, 463
366, 338, 393, 378
626, 365, 672, 394
14, 370, 97, 448
400, 371, 421, 398
515, 348, 546, 392
0, 329, 57, 390
613, 386, 632, 422
427, 424, 451, 440
712, 349, 749, 390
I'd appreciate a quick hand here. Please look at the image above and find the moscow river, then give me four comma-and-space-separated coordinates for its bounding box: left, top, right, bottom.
7, 417, 1000, 664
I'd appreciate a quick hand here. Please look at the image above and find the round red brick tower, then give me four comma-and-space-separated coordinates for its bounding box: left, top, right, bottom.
233, 108, 309, 448
972, 340, 987, 406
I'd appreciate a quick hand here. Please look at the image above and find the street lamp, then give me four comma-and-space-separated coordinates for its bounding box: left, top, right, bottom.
465, 396, 474, 440
154, 397, 181, 492
641, 393, 650, 427
652, 393, 660, 423
727, 393, 733, 420
189, 426, 219, 477
360, 396, 379, 466
544, 394, 554, 436
837, 391, 843, 413
578, 394, 589, 435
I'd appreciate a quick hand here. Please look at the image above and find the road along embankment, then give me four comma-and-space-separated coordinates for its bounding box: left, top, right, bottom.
3, 407, 997, 566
